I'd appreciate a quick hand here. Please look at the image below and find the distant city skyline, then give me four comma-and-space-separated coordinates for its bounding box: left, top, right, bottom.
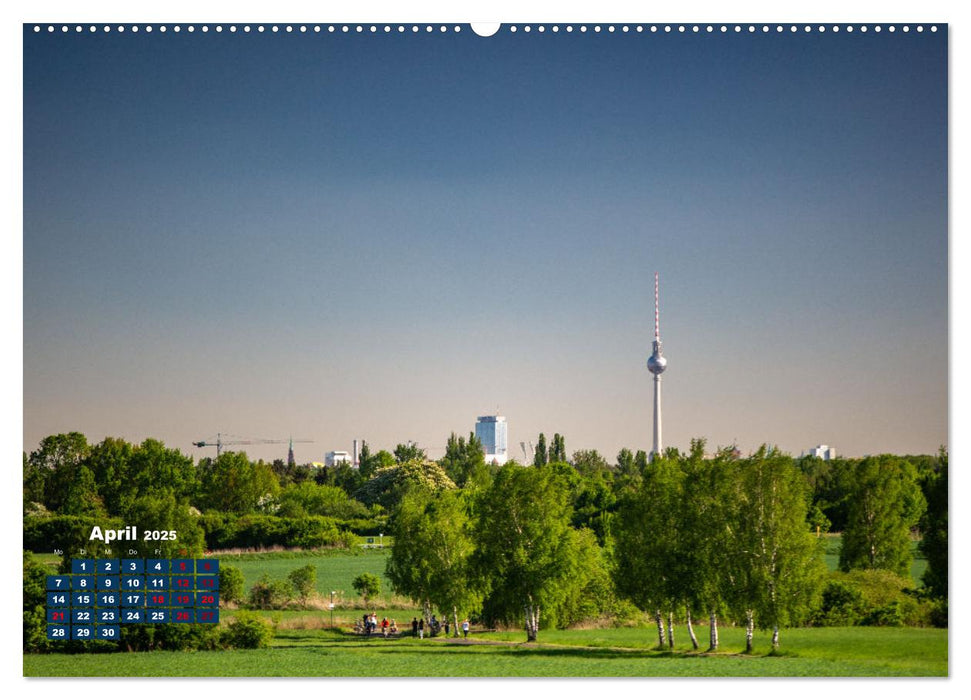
23, 25, 947, 463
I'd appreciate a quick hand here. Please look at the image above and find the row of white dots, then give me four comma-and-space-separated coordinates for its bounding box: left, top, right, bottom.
32, 24, 939, 34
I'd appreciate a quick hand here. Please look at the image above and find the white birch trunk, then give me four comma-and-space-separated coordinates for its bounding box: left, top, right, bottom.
771, 625, 780, 650
452, 606, 460, 638
708, 610, 719, 652
667, 611, 675, 650
524, 602, 539, 642
654, 609, 666, 648
686, 606, 698, 650
745, 610, 755, 653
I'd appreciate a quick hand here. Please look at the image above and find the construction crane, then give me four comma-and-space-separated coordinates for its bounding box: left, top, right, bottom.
192, 433, 314, 459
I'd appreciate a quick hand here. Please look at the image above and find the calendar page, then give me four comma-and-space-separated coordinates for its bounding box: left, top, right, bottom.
20, 2, 950, 685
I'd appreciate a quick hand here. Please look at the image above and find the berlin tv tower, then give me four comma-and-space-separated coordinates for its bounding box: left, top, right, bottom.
646, 272, 667, 461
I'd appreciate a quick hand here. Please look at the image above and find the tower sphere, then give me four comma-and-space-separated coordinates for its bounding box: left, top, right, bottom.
647, 352, 667, 374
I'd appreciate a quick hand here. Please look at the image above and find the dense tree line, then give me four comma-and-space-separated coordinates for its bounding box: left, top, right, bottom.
24, 430, 946, 646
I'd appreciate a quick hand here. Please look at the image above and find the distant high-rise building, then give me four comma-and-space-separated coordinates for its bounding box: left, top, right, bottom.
287, 438, 295, 468
805, 445, 836, 460
325, 451, 351, 467
475, 415, 508, 465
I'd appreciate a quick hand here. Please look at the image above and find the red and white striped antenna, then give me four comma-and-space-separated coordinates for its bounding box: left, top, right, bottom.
654, 271, 660, 341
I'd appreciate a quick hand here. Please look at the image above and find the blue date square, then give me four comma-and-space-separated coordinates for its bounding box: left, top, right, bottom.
72, 625, 94, 640
121, 609, 144, 624
121, 592, 144, 607
46, 624, 69, 640
46, 575, 70, 590
172, 609, 194, 624
146, 609, 169, 623
71, 559, 94, 574
145, 575, 169, 590
146, 592, 169, 607
172, 575, 194, 590
196, 559, 219, 574
197, 575, 219, 591
96, 625, 119, 640
171, 591, 194, 607
46, 592, 69, 607
73, 575, 94, 591
146, 559, 169, 573
171, 559, 194, 574
72, 591, 95, 607
95, 559, 120, 574
46, 609, 69, 624
121, 559, 145, 573
196, 609, 219, 624
96, 575, 118, 590
96, 591, 119, 606
97, 609, 119, 624
196, 591, 219, 607
71, 608, 94, 624
121, 575, 144, 590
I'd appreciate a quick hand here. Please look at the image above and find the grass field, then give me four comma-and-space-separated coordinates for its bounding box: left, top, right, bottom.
23, 625, 947, 677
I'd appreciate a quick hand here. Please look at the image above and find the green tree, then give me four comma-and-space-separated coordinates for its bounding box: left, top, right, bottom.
276, 481, 369, 520
919, 447, 947, 598
220, 566, 245, 604
386, 487, 480, 635
533, 433, 548, 467
394, 443, 427, 463
358, 440, 376, 479
354, 459, 456, 509
571, 449, 611, 476
126, 493, 205, 557
353, 572, 381, 608
288, 564, 318, 605
198, 451, 280, 514
23, 551, 48, 651
472, 463, 577, 641
839, 455, 926, 577
30, 433, 100, 515
726, 447, 826, 651
616, 448, 636, 476
550, 433, 567, 463
440, 432, 491, 490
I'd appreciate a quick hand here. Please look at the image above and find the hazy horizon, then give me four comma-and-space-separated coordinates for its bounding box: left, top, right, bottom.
23, 25, 948, 464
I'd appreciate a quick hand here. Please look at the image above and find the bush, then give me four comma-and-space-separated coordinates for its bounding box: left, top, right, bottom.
200, 512, 346, 550
288, 564, 317, 604
814, 580, 867, 626
220, 566, 245, 604
811, 570, 935, 627
121, 623, 220, 651
248, 574, 293, 609
221, 611, 274, 649
352, 572, 381, 607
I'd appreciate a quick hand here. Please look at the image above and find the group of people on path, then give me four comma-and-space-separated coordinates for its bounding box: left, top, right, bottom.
361, 612, 398, 638
410, 615, 471, 639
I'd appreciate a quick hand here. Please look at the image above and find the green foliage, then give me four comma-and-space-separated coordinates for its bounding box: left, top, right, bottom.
23, 551, 48, 651
248, 574, 294, 609
533, 434, 548, 467
220, 610, 274, 648
24, 514, 125, 556
386, 487, 479, 629
394, 443, 427, 463
473, 463, 578, 638
288, 563, 318, 604
352, 572, 381, 607
120, 623, 220, 651
839, 455, 926, 577
126, 492, 205, 557
197, 451, 281, 514
220, 566, 245, 604
354, 459, 456, 509
812, 569, 935, 628
550, 433, 567, 463
276, 481, 369, 520
199, 512, 347, 550
919, 448, 947, 598
358, 441, 375, 479
571, 449, 611, 476
440, 432, 491, 490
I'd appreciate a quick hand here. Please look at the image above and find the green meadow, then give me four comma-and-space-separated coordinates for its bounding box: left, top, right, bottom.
23, 625, 947, 677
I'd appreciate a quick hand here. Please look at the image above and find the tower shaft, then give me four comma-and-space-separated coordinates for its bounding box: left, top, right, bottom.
653, 373, 662, 459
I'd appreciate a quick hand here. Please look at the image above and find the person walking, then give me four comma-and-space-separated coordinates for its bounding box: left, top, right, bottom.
412, 617, 419, 638
418, 617, 425, 640
462, 618, 470, 639
381, 617, 389, 638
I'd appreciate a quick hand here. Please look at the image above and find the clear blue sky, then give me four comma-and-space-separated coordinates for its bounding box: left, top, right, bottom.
23, 25, 947, 462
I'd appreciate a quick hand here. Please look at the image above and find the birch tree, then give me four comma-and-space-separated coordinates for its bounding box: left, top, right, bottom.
472, 463, 575, 642
726, 447, 826, 651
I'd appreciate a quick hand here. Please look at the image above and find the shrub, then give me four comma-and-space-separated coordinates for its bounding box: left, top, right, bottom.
288, 564, 317, 605
221, 611, 274, 649
248, 574, 293, 609
814, 580, 867, 626
352, 572, 381, 607
220, 566, 245, 604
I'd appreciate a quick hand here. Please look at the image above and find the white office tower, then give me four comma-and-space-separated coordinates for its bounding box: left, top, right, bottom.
807, 445, 836, 460
475, 415, 508, 465
646, 272, 668, 461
